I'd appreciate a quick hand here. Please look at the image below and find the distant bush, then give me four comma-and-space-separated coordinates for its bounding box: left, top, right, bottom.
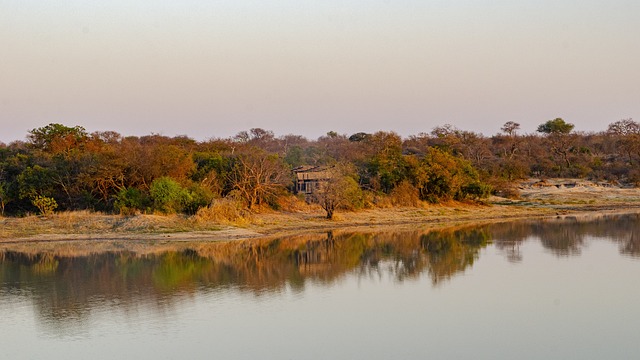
149, 177, 188, 214
114, 188, 148, 215
31, 195, 58, 216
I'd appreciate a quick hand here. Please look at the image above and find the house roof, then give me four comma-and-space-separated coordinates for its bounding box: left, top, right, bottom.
293, 165, 334, 181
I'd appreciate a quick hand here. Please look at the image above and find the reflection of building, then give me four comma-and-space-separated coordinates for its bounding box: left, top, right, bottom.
293, 166, 333, 195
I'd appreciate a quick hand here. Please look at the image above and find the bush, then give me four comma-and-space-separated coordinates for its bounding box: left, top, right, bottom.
389, 180, 420, 207
31, 195, 58, 216
629, 168, 640, 186
182, 183, 215, 215
114, 188, 148, 215
416, 147, 492, 203
459, 182, 493, 200
149, 177, 188, 214
340, 176, 365, 210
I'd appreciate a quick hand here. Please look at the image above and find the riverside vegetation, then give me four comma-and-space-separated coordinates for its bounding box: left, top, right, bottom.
1, 118, 640, 233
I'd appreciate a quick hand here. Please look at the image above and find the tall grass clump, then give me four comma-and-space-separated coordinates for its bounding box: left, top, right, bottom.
194, 198, 251, 225
389, 181, 421, 207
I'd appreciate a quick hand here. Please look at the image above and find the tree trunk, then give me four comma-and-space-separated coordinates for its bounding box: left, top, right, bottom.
326, 208, 333, 219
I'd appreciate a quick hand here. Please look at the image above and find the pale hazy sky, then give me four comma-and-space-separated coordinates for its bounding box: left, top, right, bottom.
1, 0, 639, 143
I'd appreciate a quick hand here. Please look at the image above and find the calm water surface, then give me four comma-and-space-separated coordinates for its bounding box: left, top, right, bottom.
1, 213, 640, 359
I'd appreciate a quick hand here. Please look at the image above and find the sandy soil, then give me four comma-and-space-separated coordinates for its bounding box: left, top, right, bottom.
1, 178, 640, 246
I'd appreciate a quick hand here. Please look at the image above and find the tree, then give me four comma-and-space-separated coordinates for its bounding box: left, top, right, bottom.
430, 124, 461, 150
607, 118, 639, 136
121, 136, 196, 189
607, 118, 640, 165
233, 128, 278, 151
311, 166, 362, 219
28, 123, 88, 153
83, 136, 128, 207
412, 147, 490, 202
348, 132, 370, 142
228, 149, 289, 209
0, 181, 7, 216
365, 131, 406, 193
456, 131, 492, 167
501, 121, 521, 136
17, 165, 55, 201
537, 118, 574, 135
537, 118, 576, 170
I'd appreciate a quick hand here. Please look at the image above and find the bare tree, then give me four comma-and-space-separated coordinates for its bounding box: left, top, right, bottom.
607, 118, 640, 165
228, 149, 290, 209
500, 121, 521, 136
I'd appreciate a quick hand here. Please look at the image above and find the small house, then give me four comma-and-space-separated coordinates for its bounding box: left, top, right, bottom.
293, 165, 333, 195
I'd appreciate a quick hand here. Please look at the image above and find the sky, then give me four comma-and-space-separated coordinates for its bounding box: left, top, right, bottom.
1, 0, 639, 143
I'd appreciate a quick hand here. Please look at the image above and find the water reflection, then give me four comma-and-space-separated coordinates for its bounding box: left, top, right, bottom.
492, 213, 640, 259
1, 212, 639, 333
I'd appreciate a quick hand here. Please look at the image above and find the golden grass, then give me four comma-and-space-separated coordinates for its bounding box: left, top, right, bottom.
2, 182, 640, 244
193, 199, 252, 226
0, 211, 226, 239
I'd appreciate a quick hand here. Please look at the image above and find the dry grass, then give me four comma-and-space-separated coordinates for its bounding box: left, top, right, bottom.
389, 181, 422, 207
0, 211, 225, 239
2, 179, 640, 245
193, 199, 252, 226
273, 194, 317, 212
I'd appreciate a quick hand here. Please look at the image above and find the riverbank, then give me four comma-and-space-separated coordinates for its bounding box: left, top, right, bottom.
1, 178, 640, 245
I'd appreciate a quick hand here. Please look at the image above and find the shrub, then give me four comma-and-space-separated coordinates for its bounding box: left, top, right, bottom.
415, 147, 491, 203
114, 188, 148, 215
31, 195, 58, 216
149, 177, 188, 214
340, 176, 365, 210
389, 180, 420, 207
182, 183, 215, 215
459, 182, 493, 200
629, 168, 640, 186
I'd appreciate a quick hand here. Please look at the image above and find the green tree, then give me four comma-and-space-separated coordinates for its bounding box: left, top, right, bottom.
17, 165, 55, 200
537, 118, 575, 134
537, 118, 576, 170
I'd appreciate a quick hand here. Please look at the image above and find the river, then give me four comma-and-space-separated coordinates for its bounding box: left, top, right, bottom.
1, 213, 639, 359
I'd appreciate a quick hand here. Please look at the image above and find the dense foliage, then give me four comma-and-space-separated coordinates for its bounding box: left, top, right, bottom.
0, 118, 639, 216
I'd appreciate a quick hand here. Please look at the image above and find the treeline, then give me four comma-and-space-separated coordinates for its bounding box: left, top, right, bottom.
0, 118, 639, 216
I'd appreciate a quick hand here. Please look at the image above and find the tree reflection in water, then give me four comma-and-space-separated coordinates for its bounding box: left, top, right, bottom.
0, 212, 638, 328
492, 213, 640, 259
